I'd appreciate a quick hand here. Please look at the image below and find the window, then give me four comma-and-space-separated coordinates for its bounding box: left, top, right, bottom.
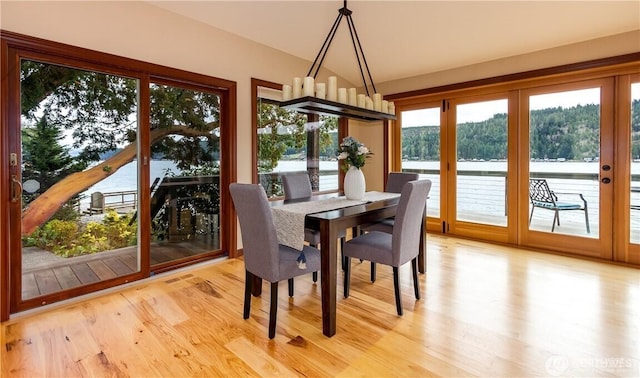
254, 79, 339, 196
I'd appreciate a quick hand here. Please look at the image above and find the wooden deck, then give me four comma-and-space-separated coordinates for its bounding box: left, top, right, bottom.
22, 239, 217, 300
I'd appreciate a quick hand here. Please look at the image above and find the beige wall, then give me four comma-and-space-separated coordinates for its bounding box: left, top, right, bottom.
377, 30, 640, 96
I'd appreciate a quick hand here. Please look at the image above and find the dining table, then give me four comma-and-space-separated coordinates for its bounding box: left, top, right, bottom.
265, 191, 427, 337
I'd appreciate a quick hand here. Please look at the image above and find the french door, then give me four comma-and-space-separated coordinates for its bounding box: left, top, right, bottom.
444, 93, 516, 243
398, 93, 516, 243
518, 79, 615, 259
397, 78, 624, 260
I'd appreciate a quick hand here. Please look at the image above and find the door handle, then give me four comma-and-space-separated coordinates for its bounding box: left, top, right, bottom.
601, 177, 611, 184
11, 175, 22, 203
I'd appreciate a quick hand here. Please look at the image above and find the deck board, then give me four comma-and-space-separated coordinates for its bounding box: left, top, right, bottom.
70, 263, 100, 285
21, 241, 215, 300
53, 265, 81, 289
33, 269, 62, 295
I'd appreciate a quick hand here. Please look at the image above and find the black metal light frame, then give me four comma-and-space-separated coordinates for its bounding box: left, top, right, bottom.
280, 0, 396, 121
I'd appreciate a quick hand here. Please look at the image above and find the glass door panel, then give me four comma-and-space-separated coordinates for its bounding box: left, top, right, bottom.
521, 79, 614, 260
148, 82, 222, 269
15, 59, 140, 305
630, 82, 640, 245
454, 99, 508, 226
400, 107, 442, 219
528, 88, 600, 238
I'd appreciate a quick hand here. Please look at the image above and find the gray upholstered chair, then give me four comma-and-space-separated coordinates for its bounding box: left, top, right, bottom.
281, 172, 345, 278
230, 183, 321, 339
360, 172, 420, 281
343, 179, 432, 316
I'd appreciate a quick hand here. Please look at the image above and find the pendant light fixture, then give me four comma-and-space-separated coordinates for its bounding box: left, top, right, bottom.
280, 0, 396, 122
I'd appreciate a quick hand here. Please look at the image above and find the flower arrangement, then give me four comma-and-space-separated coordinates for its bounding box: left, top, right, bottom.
337, 136, 372, 170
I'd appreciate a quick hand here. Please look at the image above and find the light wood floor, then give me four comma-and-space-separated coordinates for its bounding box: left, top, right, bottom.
2, 235, 639, 377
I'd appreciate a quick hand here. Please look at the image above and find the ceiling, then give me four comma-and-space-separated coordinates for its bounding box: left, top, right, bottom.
149, 1, 639, 85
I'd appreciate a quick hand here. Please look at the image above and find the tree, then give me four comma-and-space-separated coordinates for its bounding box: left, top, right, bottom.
256, 103, 337, 173
22, 114, 87, 199
20, 60, 218, 235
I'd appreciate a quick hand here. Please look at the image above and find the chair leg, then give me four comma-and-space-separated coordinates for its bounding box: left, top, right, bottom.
311, 244, 319, 281
269, 282, 278, 339
344, 256, 351, 298
288, 278, 294, 297
552, 211, 559, 232
412, 258, 420, 300
244, 270, 253, 320
529, 206, 535, 224
393, 266, 403, 316
370, 262, 376, 283
584, 208, 590, 233
340, 237, 346, 271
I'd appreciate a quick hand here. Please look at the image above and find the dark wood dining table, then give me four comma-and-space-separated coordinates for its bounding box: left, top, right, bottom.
266, 193, 426, 337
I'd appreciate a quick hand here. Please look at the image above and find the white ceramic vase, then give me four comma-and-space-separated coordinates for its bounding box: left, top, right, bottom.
344, 166, 366, 200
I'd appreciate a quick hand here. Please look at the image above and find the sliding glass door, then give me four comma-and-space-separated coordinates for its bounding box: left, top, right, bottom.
147, 81, 222, 270
4, 36, 233, 316
12, 59, 142, 309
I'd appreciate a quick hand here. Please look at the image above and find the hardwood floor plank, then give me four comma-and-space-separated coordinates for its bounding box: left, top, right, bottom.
3, 235, 639, 377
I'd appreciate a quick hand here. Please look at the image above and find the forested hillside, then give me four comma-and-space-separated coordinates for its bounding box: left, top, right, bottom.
400, 100, 640, 161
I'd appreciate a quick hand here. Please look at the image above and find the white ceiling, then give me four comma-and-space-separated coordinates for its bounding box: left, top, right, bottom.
149, 1, 640, 85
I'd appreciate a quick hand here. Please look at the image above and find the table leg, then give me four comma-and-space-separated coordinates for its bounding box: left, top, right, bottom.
319, 220, 337, 337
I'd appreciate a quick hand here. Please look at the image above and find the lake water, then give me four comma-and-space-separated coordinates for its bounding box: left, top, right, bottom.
82, 159, 640, 217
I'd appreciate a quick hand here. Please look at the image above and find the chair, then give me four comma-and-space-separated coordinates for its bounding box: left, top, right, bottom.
229, 183, 321, 339
343, 179, 432, 316
528, 178, 590, 233
360, 172, 420, 282
281, 173, 345, 278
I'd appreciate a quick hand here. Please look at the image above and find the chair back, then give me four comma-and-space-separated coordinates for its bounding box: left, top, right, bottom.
529, 178, 556, 205
386, 172, 419, 193
282, 172, 313, 199
392, 179, 432, 266
229, 183, 280, 281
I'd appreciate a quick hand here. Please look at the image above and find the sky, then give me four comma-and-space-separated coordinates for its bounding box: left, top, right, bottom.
401, 87, 604, 127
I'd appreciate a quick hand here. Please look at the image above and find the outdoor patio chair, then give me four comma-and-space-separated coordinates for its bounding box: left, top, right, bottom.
528, 178, 590, 233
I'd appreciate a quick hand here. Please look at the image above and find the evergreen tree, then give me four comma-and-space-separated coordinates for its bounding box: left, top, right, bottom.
22, 114, 86, 205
